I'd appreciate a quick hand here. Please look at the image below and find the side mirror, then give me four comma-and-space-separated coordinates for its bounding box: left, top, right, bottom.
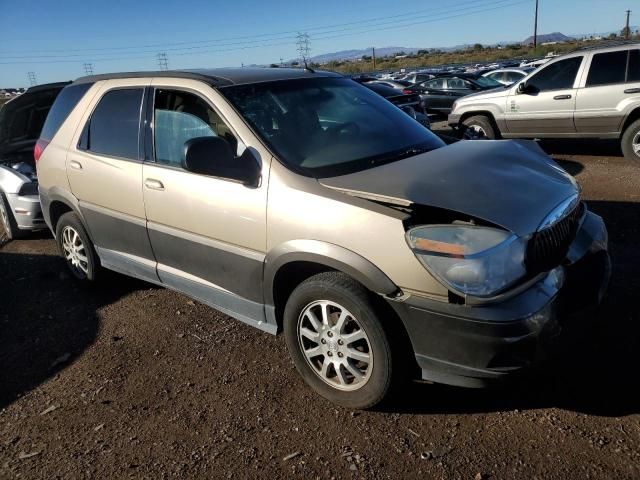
182, 136, 260, 187
517, 82, 528, 94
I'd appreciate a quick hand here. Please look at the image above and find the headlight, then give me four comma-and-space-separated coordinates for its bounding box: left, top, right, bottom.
406, 225, 526, 297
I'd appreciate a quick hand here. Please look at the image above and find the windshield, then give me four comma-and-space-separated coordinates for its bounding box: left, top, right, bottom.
220, 77, 444, 177
473, 76, 503, 88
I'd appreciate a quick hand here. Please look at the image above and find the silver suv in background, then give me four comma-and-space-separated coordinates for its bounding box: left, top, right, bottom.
36, 69, 609, 409
448, 42, 640, 163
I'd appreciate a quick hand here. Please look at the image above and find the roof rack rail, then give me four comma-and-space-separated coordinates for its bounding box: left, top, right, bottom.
570, 39, 640, 53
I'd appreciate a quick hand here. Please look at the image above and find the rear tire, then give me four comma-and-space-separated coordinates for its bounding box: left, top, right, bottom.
0, 191, 24, 240
620, 118, 640, 164
283, 272, 394, 409
55, 212, 100, 281
461, 115, 498, 140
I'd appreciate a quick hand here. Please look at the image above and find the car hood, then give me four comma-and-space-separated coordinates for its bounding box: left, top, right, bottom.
320, 140, 579, 237
459, 86, 508, 102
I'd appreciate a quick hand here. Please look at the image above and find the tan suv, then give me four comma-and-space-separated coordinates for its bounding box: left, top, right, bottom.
449, 42, 640, 163
36, 68, 610, 408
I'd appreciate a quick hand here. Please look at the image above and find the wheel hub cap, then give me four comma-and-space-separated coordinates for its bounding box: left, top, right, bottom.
297, 300, 373, 391
61, 226, 88, 276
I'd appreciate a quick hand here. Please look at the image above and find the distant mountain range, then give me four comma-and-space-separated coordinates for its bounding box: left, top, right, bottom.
299, 29, 633, 64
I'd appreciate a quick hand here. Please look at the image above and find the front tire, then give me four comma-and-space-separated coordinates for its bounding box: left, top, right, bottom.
283, 272, 394, 409
55, 212, 100, 281
620, 118, 640, 164
461, 115, 498, 140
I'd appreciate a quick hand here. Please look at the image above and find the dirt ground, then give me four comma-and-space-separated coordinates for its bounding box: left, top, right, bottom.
1, 129, 639, 479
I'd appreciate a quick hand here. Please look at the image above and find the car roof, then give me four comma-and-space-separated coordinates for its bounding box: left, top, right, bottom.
72, 67, 342, 87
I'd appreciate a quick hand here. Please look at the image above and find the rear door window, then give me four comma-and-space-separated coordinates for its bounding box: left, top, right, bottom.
527, 56, 583, 91
586, 50, 628, 86
85, 88, 143, 160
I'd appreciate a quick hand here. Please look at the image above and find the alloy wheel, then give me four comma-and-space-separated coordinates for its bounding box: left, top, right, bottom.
632, 131, 640, 157
297, 300, 373, 391
463, 124, 487, 140
61, 226, 89, 277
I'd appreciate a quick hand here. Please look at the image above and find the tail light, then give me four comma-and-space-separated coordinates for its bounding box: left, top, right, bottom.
34, 138, 50, 163
402, 89, 413, 95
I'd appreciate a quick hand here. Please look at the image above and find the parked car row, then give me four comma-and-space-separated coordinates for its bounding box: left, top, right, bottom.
448, 41, 640, 164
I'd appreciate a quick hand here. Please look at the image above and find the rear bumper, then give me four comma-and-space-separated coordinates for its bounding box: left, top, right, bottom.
5, 192, 45, 230
389, 211, 610, 388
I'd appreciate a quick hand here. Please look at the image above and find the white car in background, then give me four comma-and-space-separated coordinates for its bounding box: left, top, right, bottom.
483, 68, 535, 86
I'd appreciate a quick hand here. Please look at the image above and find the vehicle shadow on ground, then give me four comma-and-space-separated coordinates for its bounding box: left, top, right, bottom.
385, 200, 640, 418
539, 138, 623, 158
0, 250, 151, 409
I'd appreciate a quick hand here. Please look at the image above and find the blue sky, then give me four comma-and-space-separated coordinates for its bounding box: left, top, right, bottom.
0, 0, 634, 87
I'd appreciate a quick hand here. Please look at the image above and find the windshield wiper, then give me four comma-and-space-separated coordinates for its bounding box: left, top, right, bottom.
369, 145, 432, 166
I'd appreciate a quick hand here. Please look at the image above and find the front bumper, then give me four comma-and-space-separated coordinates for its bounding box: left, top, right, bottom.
447, 112, 462, 128
5, 192, 45, 230
389, 210, 610, 388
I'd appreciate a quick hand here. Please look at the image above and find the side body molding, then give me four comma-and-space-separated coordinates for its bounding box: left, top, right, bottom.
263, 239, 400, 306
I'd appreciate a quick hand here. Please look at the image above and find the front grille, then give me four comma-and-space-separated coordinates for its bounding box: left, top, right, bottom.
526, 202, 585, 273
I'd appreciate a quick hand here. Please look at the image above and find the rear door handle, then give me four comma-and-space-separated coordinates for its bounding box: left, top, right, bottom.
69, 160, 83, 170
553, 94, 572, 100
144, 178, 165, 191
624, 88, 640, 94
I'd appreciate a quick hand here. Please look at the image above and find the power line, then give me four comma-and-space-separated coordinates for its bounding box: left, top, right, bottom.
0, 0, 529, 59
83, 62, 94, 75
0, 0, 531, 65
157, 52, 169, 70
27, 72, 37, 86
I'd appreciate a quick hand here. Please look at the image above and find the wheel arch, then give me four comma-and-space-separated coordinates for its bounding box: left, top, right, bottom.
620, 107, 640, 136
264, 240, 401, 327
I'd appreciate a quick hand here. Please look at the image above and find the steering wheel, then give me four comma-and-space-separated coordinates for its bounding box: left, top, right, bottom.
327, 121, 360, 139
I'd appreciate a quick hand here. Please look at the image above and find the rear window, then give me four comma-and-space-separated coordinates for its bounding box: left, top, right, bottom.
40, 83, 92, 141
84, 88, 143, 160
586, 50, 628, 86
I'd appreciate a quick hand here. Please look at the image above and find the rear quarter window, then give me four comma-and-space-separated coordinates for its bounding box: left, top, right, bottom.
40, 83, 92, 141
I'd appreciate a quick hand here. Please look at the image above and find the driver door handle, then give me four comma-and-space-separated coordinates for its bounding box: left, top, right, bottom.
69, 160, 83, 170
624, 88, 640, 94
144, 178, 165, 191
553, 94, 572, 100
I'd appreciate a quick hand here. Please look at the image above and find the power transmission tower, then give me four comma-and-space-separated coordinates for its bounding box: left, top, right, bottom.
157, 52, 169, 71
83, 63, 94, 75
625, 10, 632, 39
296, 32, 311, 65
533, 0, 539, 49
27, 72, 37, 86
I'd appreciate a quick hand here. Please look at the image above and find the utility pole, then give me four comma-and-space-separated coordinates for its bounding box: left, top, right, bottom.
83, 63, 94, 75
157, 52, 169, 71
533, 0, 539, 49
625, 10, 632, 39
372, 47, 376, 70
295, 32, 311, 65
27, 72, 37, 86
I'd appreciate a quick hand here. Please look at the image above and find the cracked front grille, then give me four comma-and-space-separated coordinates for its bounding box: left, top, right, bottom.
526, 201, 584, 274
